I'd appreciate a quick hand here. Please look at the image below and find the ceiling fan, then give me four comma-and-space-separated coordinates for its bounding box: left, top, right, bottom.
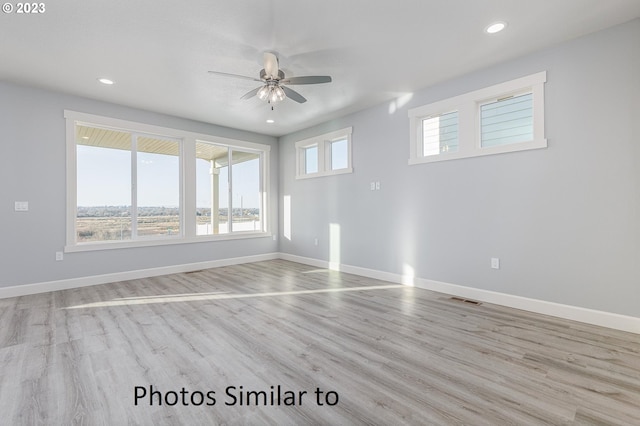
208, 52, 332, 104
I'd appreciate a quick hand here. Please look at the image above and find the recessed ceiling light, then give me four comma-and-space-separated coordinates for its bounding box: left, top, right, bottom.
266, 119, 275, 124
98, 78, 114, 85
81, 136, 89, 139
485, 21, 507, 34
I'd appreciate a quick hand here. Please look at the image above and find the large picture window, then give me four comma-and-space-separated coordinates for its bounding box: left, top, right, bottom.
75, 125, 181, 243
65, 111, 270, 251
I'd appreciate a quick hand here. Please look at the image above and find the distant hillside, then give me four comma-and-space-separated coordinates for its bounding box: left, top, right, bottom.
77, 206, 259, 217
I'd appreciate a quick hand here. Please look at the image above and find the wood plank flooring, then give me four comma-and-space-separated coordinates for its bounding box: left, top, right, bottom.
1, 259, 639, 425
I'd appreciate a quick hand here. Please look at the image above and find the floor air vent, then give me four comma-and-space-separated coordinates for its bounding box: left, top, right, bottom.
450, 297, 482, 306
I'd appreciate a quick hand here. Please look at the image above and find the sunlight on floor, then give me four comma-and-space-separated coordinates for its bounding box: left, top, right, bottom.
66, 284, 405, 309
301, 269, 337, 274
109, 291, 230, 301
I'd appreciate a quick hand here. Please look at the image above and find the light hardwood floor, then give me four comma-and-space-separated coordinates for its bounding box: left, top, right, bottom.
1, 259, 639, 425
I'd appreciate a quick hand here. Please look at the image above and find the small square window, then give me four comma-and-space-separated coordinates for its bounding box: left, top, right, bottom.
330, 138, 348, 170
422, 111, 458, 156
480, 92, 533, 148
304, 145, 318, 174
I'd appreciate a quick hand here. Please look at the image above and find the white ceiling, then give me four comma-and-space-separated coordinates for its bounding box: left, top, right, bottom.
2, 1, 639, 137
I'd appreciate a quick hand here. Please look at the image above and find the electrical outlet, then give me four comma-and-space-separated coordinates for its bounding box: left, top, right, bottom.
14, 201, 29, 212
272, 235, 276, 241
375, 181, 380, 190
314, 238, 319, 246
370, 182, 375, 191
491, 258, 500, 269
55, 251, 64, 261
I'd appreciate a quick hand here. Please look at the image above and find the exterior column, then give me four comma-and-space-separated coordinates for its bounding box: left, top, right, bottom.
210, 161, 220, 234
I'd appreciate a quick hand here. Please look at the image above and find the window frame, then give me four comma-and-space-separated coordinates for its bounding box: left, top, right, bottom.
328, 137, 350, 171
408, 72, 546, 165
194, 140, 266, 236
295, 127, 353, 179
65, 110, 271, 252
420, 110, 460, 157
303, 144, 319, 174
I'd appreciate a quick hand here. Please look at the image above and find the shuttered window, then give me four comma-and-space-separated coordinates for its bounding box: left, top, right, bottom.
481, 93, 533, 147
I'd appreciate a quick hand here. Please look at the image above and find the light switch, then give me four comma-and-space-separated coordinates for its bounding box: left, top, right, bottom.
15, 201, 29, 212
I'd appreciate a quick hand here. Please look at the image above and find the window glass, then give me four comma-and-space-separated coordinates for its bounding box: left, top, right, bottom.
330, 138, 348, 170
196, 142, 229, 235
231, 151, 261, 232
481, 93, 533, 147
76, 126, 132, 242
422, 111, 458, 156
75, 125, 181, 243
136, 137, 180, 237
305, 146, 318, 174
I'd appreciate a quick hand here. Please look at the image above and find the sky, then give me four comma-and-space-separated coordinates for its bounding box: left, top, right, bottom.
77, 146, 260, 208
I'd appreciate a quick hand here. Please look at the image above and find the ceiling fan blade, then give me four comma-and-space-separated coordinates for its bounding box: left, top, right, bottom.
282, 86, 307, 103
280, 76, 332, 85
240, 87, 261, 100
263, 52, 279, 79
208, 71, 261, 82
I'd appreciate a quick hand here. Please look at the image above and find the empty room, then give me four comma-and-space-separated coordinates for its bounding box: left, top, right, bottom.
1, 1, 639, 424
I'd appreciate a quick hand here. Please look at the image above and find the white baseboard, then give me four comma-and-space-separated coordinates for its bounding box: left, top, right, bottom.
0, 253, 279, 299
278, 253, 640, 335
2, 251, 638, 334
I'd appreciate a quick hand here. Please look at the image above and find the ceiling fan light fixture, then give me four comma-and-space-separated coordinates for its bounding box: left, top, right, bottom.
273, 86, 286, 102
208, 51, 331, 105
257, 85, 270, 100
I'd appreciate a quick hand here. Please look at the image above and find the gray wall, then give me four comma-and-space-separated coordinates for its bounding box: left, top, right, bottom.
279, 19, 640, 317
1, 82, 279, 287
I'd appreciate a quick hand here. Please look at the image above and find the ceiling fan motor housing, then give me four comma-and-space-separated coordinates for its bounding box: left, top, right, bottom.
260, 69, 285, 81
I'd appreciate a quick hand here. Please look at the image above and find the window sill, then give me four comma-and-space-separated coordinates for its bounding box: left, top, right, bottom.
408, 138, 547, 165
65, 231, 272, 253
295, 167, 353, 180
